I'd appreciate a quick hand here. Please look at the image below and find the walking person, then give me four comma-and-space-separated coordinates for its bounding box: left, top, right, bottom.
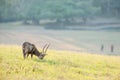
101, 44, 104, 51
111, 44, 114, 52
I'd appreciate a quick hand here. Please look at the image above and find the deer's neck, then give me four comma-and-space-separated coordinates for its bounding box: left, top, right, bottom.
34, 49, 42, 56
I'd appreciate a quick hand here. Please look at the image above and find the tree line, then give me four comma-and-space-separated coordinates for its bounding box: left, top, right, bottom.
0, 0, 120, 24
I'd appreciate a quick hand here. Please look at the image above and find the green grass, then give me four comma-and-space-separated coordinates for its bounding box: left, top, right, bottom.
0, 45, 120, 80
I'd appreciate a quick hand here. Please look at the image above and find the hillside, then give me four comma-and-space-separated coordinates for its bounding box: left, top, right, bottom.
0, 22, 120, 55
0, 45, 120, 80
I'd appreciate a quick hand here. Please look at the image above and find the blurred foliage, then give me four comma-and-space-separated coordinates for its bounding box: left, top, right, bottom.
0, 0, 120, 23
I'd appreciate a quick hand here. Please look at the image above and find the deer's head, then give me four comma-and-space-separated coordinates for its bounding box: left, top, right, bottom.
38, 44, 50, 59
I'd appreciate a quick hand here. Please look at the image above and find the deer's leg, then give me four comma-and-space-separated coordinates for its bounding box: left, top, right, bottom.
24, 49, 29, 59
24, 53, 26, 59
31, 54, 33, 58
27, 53, 29, 58
23, 49, 26, 59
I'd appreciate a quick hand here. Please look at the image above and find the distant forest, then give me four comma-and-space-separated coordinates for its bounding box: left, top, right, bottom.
0, 0, 120, 24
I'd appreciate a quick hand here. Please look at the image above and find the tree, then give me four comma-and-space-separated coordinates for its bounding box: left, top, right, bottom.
0, 0, 119, 24
93, 0, 120, 17
73, 0, 99, 23
0, 0, 17, 22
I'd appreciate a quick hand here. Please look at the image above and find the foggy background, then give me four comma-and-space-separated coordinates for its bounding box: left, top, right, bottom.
0, 0, 120, 55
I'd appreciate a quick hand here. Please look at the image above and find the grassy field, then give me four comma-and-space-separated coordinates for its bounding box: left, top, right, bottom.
0, 45, 120, 80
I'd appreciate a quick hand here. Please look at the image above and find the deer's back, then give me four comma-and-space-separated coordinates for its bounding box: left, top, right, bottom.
22, 42, 36, 53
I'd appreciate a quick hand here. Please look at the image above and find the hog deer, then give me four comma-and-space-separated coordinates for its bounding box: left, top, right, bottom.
22, 42, 49, 59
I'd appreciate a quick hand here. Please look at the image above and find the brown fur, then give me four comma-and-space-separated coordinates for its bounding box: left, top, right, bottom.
22, 42, 49, 59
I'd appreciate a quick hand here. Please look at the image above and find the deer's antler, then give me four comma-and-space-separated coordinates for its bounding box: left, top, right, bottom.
42, 44, 47, 53
44, 44, 50, 53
